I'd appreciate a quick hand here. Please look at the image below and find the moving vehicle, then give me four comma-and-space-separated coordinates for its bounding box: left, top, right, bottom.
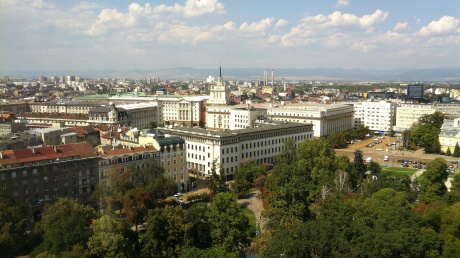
383, 156, 389, 161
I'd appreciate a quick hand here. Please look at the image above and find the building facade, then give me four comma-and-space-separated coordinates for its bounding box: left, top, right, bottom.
0, 143, 99, 210
352, 100, 397, 133
161, 122, 314, 179
394, 104, 435, 132
267, 103, 354, 137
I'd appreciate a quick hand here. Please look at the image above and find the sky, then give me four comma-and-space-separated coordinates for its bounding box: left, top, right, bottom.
1, 0, 459, 74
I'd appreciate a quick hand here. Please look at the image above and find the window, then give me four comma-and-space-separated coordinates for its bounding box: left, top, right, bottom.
33, 169, 38, 175
1, 173, 4, 179
2, 183, 6, 189
43, 176, 48, 182
11, 172, 16, 178
22, 170, 27, 176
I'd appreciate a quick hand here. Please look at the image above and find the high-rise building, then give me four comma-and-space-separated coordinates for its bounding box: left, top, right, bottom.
407, 84, 425, 99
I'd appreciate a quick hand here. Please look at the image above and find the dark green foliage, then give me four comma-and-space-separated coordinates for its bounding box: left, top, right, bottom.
367, 161, 381, 175
0, 190, 29, 258
418, 111, 446, 129
231, 159, 266, 197
87, 215, 137, 258
418, 158, 449, 203
31, 198, 96, 257
453, 143, 460, 157
186, 204, 212, 249
446, 147, 452, 156
208, 160, 229, 197
179, 246, 239, 258
353, 149, 366, 184
327, 131, 348, 149
141, 205, 192, 258
206, 192, 250, 252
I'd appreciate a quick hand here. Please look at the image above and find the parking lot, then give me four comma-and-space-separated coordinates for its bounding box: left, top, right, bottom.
335, 135, 459, 170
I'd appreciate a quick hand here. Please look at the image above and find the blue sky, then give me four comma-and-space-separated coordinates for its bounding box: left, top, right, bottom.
1, 0, 459, 74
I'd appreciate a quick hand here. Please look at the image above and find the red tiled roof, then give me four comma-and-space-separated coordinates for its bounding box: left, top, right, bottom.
18, 112, 88, 120
0, 142, 97, 166
70, 125, 98, 138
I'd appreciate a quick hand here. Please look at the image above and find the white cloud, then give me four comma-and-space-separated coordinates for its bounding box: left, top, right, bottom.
154, 0, 225, 17
417, 16, 460, 36
334, 0, 350, 8
300, 9, 388, 29
274, 19, 288, 30
239, 18, 274, 32
393, 22, 409, 31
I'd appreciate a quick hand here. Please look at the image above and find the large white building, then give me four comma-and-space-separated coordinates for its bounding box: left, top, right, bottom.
267, 102, 354, 137
161, 122, 314, 180
205, 67, 233, 130
394, 103, 435, 132
352, 100, 397, 133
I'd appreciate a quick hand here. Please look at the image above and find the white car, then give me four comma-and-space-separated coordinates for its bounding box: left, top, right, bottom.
174, 193, 182, 197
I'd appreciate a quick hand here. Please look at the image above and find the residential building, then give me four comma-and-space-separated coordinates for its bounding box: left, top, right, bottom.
27, 124, 77, 145
439, 118, 460, 152
0, 122, 27, 136
0, 143, 99, 210
434, 103, 460, 118
394, 104, 435, 132
0, 132, 44, 150
97, 144, 159, 186
352, 100, 397, 133
87, 102, 130, 126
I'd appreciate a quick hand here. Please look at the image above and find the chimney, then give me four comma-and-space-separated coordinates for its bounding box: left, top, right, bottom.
0, 151, 3, 159
53, 145, 58, 153
32, 148, 36, 154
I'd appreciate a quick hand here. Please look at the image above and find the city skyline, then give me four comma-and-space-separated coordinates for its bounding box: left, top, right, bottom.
1, 0, 459, 74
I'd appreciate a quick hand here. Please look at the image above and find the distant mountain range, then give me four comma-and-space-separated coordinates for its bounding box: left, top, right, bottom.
3, 67, 460, 81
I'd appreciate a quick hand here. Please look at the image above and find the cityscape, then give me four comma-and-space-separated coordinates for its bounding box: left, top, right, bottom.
1, 0, 460, 257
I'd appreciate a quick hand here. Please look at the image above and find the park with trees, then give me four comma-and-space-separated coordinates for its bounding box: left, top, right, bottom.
2, 134, 460, 257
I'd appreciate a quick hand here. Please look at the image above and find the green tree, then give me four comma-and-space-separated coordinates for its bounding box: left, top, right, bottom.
0, 190, 29, 258
418, 111, 446, 129
179, 246, 239, 258
411, 123, 441, 153
296, 138, 336, 200
206, 192, 250, 252
367, 161, 381, 175
208, 159, 228, 197
453, 143, 460, 157
87, 215, 136, 258
353, 149, 367, 185
351, 188, 428, 257
231, 159, 266, 196
327, 131, 348, 149
124, 187, 150, 231
186, 204, 212, 249
402, 129, 411, 149
141, 205, 192, 258
418, 158, 449, 203
144, 121, 157, 129
32, 198, 96, 257
446, 147, 452, 156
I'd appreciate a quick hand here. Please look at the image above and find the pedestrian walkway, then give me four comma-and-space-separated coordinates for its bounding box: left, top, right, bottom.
237, 190, 266, 234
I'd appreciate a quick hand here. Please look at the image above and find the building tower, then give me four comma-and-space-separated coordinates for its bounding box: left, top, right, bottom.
207, 67, 231, 106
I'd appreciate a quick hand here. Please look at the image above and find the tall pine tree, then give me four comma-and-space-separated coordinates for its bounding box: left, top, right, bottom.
453, 143, 460, 157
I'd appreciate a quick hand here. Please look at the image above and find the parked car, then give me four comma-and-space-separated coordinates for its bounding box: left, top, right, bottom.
174, 193, 182, 197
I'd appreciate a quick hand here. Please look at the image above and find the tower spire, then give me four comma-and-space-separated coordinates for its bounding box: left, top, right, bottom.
219, 66, 222, 77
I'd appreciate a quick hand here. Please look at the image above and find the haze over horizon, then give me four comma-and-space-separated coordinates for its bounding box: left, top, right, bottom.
1, 0, 460, 75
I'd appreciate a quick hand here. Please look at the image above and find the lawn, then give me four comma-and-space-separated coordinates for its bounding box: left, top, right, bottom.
381, 166, 418, 177
241, 206, 258, 236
